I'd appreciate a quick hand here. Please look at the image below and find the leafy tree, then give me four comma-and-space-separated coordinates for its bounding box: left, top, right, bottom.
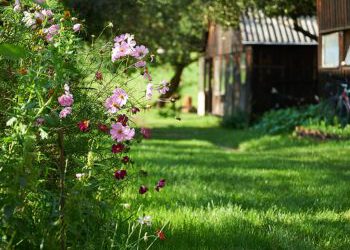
63, 0, 316, 103
63, 0, 247, 103
253, 0, 317, 40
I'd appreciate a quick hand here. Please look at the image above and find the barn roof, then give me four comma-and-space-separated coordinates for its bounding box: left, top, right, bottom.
240, 11, 318, 45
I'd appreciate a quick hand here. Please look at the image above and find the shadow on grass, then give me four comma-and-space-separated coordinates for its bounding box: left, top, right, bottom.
131, 123, 350, 249
150, 126, 325, 151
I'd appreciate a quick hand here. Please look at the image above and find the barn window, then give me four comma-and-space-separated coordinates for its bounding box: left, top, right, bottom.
322, 32, 339, 68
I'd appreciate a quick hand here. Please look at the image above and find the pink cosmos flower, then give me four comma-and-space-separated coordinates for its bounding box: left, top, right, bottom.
139, 185, 148, 194
114, 34, 127, 43
36, 9, 54, 21
105, 88, 128, 113
141, 128, 151, 139
73, 23, 81, 32
58, 93, 74, 107
44, 24, 60, 42
123, 126, 135, 141
114, 169, 127, 180
158, 80, 170, 94
146, 83, 153, 100
135, 61, 146, 68
44, 24, 60, 35
41, 9, 53, 18
59, 107, 72, 118
110, 122, 135, 142
77, 120, 89, 132
114, 33, 135, 47
125, 34, 136, 48
45, 34, 53, 42
132, 45, 149, 59
112, 42, 132, 62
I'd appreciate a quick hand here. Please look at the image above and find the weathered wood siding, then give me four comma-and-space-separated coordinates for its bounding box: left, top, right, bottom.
317, 0, 350, 34
200, 17, 318, 118
317, 0, 350, 85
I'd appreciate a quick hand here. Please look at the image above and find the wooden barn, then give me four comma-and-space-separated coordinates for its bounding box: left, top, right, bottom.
317, 0, 350, 94
198, 11, 319, 118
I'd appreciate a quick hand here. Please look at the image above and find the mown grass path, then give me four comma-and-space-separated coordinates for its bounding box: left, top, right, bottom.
131, 113, 350, 249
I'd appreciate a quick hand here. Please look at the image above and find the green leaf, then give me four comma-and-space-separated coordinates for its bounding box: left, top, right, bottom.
0, 43, 28, 60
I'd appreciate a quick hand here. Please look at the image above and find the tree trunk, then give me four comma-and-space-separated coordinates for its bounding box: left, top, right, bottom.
158, 63, 186, 107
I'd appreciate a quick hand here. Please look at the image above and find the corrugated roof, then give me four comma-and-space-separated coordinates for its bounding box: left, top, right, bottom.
240, 10, 318, 45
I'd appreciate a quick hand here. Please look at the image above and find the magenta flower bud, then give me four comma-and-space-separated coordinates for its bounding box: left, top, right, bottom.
114, 169, 127, 180
155, 179, 166, 192
95, 71, 103, 80
121, 156, 130, 164
141, 128, 151, 139
139, 185, 148, 194
98, 123, 109, 133
111, 143, 124, 154
117, 114, 128, 126
77, 120, 90, 132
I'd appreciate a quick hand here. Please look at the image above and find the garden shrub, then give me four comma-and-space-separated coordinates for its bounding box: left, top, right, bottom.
221, 111, 249, 129
253, 103, 332, 134
0, 1, 168, 249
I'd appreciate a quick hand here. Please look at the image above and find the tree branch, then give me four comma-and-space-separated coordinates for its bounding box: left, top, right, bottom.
293, 19, 318, 41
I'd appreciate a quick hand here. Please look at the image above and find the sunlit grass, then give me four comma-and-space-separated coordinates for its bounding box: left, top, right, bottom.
126, 112, 350, 249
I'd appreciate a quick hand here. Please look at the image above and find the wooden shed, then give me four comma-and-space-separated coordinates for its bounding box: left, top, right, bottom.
317, 0, 350, 94
198, 11, 319, 118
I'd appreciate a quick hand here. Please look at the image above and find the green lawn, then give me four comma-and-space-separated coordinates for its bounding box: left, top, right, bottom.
128, 112, 350, 249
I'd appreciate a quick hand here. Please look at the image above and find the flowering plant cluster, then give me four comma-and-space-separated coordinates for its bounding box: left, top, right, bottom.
0, 0, 169, 248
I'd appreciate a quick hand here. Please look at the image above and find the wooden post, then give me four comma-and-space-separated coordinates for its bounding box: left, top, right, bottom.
198, 57, 206, 116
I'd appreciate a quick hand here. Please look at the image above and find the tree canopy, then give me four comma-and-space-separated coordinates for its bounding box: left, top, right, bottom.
63, 0, 316, 98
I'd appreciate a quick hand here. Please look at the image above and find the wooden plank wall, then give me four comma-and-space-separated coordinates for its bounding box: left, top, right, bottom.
318, 0, 350, 33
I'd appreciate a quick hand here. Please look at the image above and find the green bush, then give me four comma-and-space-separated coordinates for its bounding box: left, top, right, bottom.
221, 111, 249, 129
253, 103, 331, 134
0, 1, 165, 249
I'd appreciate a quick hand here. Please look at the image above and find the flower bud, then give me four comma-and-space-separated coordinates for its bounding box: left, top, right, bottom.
143, 232, 148, 242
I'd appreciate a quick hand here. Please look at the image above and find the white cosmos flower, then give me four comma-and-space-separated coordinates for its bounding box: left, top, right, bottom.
137, 215, 152, 226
